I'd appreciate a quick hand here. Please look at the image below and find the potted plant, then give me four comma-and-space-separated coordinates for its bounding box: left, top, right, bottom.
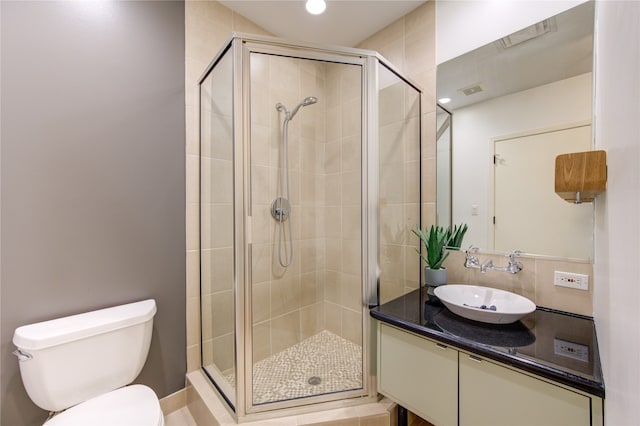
445, 223, 469, 250
413, 224, 468, 295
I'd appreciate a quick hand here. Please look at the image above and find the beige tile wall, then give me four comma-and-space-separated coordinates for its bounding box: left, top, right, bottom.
249, 54, 329, 362
185, 0, 272, 374
200, 50, 235, 375
358, 2, 436, 304
323, 63, 363, 346
377, 76, 422, 305
250, 57, 365, 362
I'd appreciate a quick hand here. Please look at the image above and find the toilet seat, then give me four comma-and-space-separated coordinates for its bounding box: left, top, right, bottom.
45, 384, 164, 426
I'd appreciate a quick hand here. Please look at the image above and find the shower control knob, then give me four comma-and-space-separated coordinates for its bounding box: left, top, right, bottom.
271, 197, 291, 222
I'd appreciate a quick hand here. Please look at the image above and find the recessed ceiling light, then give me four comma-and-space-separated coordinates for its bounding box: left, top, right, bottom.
438, 97, 451, 104
306, 0, 326, 15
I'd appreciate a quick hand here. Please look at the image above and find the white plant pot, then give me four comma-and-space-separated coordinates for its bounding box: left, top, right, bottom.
424, 267, 447, 297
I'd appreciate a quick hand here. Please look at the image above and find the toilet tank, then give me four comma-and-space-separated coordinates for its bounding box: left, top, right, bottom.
13, 299, 156, 412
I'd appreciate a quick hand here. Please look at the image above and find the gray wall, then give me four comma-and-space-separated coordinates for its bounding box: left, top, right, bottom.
0, 1, 186, 425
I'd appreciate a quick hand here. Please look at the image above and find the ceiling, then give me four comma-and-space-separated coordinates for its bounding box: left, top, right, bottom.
437, 1, 594, 110
218, 1, 594, 112
218, 0, 427, 47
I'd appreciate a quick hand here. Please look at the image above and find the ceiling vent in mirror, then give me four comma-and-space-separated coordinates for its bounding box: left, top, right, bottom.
459, 83, 484, 96
497, 18, 557, 49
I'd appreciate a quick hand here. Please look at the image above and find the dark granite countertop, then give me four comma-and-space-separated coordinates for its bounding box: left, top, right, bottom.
370, 288, 605, 398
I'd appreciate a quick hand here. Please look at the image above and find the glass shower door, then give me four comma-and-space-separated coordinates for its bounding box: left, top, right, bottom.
200, 47, 236, 407
248, 51, 364, 407
377, 63, 422, 305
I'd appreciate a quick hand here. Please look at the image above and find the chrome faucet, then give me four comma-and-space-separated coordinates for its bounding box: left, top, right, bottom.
505, 251, 523, 274
481, 259, 493, 273
485, 251, 523, 274
464, 247, 523, 274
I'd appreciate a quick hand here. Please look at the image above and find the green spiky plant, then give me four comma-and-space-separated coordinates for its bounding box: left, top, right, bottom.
413, 223, 469, 269
413, 225, 450, 270
445, 223, 469, 250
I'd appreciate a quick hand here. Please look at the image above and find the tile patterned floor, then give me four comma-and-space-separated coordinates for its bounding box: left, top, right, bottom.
252, 330, 363, 404
218, 330, 362, 405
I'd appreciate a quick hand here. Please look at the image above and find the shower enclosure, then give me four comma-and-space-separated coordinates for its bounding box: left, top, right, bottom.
199, 34, 422, 419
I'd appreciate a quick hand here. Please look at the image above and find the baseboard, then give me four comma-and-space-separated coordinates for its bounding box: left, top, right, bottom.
160, 388, 187, 415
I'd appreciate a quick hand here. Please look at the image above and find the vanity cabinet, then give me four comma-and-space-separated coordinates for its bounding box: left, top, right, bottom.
378, 323, 458, 426
459, 353, 593, 426
377, 322, 603, 426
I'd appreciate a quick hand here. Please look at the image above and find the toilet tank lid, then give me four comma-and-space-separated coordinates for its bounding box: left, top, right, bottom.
13, 299, 156, 351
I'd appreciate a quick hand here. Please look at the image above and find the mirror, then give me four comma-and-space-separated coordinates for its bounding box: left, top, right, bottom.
436, 1, 595, 260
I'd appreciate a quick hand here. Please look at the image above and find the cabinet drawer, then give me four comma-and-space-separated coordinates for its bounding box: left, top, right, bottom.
378, 324, 458, 426
459, 353, 591, 426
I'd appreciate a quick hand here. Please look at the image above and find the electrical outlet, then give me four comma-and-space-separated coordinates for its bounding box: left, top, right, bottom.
554, 271, 589, 290
554, 338, 589, 362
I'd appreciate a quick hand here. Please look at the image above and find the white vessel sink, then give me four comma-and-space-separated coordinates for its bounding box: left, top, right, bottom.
434, 284, 536, 324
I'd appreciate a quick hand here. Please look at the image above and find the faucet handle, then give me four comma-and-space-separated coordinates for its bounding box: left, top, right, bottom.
507, 250, 522, 261
506, 250, 523, 273
464, 245, 480, 268
466, 245, 479, 254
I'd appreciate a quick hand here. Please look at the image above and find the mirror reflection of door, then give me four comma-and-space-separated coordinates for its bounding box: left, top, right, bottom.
492, 123, 592, 259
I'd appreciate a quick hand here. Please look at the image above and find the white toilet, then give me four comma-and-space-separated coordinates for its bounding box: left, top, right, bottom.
12, 299, 164, 425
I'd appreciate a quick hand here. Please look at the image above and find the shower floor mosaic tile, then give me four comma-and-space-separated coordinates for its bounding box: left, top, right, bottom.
220, 330, 362, 405
252, 330, 363, 404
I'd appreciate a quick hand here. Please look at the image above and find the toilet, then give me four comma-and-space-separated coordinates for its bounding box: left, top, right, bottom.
12, 299, 164, 425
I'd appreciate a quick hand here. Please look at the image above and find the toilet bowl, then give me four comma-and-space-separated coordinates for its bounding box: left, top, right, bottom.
13, 299, 163, 425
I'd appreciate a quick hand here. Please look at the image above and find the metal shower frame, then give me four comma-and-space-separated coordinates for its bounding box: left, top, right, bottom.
197, 32, 423, 420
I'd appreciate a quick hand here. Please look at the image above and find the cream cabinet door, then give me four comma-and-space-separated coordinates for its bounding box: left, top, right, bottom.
459, 353, 591, 426
378, 324, 458, 426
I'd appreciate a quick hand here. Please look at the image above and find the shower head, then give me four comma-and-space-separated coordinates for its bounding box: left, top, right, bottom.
287, 96, 318, 120
302, 96, 318, 106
